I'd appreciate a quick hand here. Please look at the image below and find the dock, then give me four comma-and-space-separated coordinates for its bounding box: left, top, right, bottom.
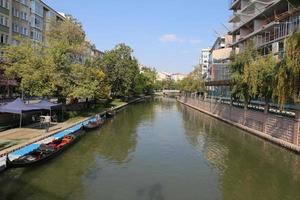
0, 97, 146, 171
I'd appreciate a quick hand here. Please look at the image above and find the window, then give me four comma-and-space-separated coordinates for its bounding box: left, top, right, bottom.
0, 0, 9, 9
0, 15, 8, 26
12, 23, 19, 33
0, 33, 8, 44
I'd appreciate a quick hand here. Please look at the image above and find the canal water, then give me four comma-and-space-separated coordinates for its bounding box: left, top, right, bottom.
1, 98, 300, 200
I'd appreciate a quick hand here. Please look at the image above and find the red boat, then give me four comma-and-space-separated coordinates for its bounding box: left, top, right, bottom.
7, 132, 81, 168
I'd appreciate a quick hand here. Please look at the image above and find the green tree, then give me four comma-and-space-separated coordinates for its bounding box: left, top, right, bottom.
3, 16, 110, 102
3, 38, 56, 97
178, 66, 204, 93
230, 43, 257, 109
134, 67, 157, 94
274, 30, 300, 107
244, 55, 277, 112
99, 43, 139, 98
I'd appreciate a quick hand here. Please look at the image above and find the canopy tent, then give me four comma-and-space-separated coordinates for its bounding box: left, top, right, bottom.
33, 99, 63, 121
0, 98, 42, 127
33, 99, 62, 110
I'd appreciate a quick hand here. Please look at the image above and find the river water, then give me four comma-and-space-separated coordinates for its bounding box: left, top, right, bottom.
1, 98, 300, 200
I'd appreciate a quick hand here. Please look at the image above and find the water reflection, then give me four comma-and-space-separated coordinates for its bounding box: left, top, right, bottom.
178, 104, 300, 200
1, 99, 300, 200
0, 100, 156, 200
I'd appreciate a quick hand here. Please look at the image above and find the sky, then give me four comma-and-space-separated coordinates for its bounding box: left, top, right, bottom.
43, 0, 230, 74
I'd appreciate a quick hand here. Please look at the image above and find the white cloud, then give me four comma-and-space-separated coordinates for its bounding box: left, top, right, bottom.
160, 34, 184, 43
189, 39, 202, 44
160, 34, 202, 45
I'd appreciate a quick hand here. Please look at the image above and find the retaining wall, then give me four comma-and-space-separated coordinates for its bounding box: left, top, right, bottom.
178, 96, 300, 153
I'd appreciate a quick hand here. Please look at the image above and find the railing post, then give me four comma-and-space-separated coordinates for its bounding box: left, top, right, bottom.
293, 110, 300, 146
263, 103, 269, 133
229, 96, 233, 121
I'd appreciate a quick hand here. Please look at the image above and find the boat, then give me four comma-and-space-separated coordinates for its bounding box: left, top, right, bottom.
106, 109, 116, 118
83, 118, 104, 131
7, 130, 82, 168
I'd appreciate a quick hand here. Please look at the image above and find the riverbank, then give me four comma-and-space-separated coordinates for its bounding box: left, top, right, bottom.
0, 97, 146, 171
178, 97, 300, 154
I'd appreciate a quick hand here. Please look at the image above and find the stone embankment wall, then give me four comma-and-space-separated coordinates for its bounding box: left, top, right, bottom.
178, 96, 300, 153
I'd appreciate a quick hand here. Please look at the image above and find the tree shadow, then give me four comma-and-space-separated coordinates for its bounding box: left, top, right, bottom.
137, 183, 165, 200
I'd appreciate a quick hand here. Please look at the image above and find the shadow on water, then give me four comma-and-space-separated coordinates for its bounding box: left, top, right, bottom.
0, 100, 157, 200
177, 103, 300, 200
137, 183, 165, 200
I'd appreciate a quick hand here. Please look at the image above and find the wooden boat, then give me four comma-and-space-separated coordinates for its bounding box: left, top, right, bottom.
7, 130, 82, 168
83, 119, 104, 131
106, 110, 116, 118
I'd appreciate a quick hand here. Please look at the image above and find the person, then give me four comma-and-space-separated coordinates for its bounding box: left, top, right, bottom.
44, 115, 51, 133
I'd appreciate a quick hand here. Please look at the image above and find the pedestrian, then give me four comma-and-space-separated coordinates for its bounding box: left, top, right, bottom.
44, 115, 51, 133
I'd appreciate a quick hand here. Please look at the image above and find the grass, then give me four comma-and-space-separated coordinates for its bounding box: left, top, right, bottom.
64, 99, 127, 123
110, 99, 127, 107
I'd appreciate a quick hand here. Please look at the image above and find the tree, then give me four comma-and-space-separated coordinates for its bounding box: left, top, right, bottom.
244, 54, 277, 112
230, 43, 257, 109
3, 38, 56, 97
178, 66, 204, 93
3, 16, 110, 102
274, 30, 300, 107
99, 43, 139, 98
134, 67, 157, 94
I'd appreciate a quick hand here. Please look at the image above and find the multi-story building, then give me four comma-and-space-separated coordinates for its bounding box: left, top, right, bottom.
0, 0, 65, 45
156, 72, 186, 82
199, 48, 211, 80
229, 0, 300, 57
171, 73, 186, 82
206, 35, 233, 97
0, 0, 11, 47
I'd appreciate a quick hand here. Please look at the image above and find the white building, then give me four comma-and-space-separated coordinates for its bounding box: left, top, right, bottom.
157, 72, 186, 81
200, 48, 211, 80
171, 73, 186, 82
157, 72, 171, 81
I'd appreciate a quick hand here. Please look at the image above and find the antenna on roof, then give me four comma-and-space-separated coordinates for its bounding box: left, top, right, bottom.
213, 29, 221, 37
221, 23, 231, 32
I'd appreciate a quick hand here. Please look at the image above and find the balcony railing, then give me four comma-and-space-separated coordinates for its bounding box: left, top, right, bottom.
256, 16, 300, 48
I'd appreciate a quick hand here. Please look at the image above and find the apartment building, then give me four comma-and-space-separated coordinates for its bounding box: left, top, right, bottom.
156, 72, 186, 82
199, 48, 211, 80
0, 0, 104, 98
0, 0, 10, 46
0, 0, 65, 46
229, 0, 300, 57
206, 35, 233, 97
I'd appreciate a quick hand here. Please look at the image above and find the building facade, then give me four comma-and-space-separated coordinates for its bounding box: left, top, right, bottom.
206, 35, 233, 97
229, 0, 300, 57
0, 0, 65, 47
199, 48, 211, 80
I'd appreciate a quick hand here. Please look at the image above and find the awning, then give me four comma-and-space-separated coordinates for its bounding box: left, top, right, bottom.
0, 98, 42, 114
33, 99, 62, 110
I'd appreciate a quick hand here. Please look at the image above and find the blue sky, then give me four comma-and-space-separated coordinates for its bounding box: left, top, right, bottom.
44, 0, 230, 73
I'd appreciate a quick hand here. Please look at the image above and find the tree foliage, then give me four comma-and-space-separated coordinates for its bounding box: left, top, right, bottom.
178, 66, 204, 93
230, 43, 257, 106
134, 67, 157, 94
274, 30, 300, 106
3, 17, 110, 102
99, 43, 139, 97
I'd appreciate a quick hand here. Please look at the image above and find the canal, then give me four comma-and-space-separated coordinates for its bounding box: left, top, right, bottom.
0, 98, 300, 200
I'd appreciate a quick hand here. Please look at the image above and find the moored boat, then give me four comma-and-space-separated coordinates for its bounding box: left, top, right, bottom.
83, 118, 104, 131
106, 110, 116, 118
7, 131, 82, 168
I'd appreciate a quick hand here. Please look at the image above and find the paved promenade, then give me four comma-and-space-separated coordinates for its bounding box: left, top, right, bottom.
0, 116, 89, 157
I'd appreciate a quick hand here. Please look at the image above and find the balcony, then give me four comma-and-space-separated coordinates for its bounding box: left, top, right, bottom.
229, 0, 241, 10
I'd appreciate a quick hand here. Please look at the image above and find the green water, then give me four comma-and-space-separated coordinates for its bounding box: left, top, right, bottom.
1, 98, 300, 200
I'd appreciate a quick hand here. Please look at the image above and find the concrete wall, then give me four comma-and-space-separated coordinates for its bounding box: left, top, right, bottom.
178, 96, 300, 152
